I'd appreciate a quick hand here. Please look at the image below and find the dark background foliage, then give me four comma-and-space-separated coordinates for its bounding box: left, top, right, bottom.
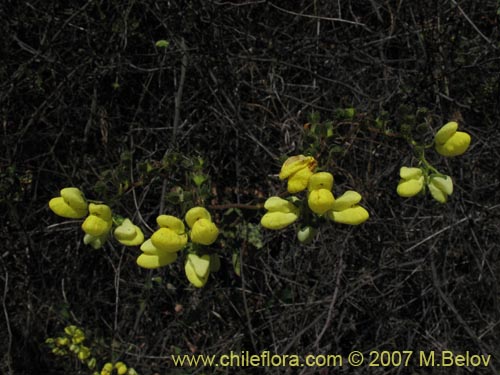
1, 1, 499, 374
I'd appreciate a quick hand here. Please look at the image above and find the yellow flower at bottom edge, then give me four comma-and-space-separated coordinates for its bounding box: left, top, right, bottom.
136, 239, 178, 269
260, 196, 300, 230
49, 187, 88, 218
114, 219, 144, 246
184, 253, 211, 288
396, 167, 424, 197
434, 121, 471, 157
327, 190, 369, 225
428, 174, 453, 203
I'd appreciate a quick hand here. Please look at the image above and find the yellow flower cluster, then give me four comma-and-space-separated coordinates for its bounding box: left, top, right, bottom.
261, 155, 369, 242
396, 167, 453, 203
47, 325, 138, 375
49, 188, 144, 249
97, 361, 137, 375
45, 325, 95, 370
136, 207, 220, 288
397, 122, 470, 203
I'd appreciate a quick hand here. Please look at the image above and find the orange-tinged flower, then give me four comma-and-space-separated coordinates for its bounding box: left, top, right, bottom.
279, 155, 317, 193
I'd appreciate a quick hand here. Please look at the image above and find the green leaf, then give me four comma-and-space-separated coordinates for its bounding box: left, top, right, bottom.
192, 174, 207, 187
155, 40, 170, 48
232, 252, 241, 277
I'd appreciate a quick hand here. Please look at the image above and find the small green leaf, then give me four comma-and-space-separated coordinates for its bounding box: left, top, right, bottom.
155, 40, 170, 48
192, 174, 207, 187
232, 252, 241, 277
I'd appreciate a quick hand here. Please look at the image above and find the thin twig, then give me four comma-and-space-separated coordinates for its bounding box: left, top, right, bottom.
2, 269, 13, 375
268, 2, 366, 26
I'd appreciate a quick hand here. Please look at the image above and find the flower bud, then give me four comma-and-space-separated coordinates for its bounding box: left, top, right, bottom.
297, 226, 316, 243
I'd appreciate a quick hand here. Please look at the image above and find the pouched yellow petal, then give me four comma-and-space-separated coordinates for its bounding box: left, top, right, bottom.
279, 155, 317, 180
308, 189, 335, 214
190, 218, 219, 245
331, 191, 362, 211
184, 259, 209, 288
399, 167, 422, 180
136, 252, 177, 269
49, 197, 88, 219
60, 187, 88, 211
114, 219, 144, 246
140, 239, 159, 254
328, 206, 369, 225
185, 207, 212, 228
435, 132, 471, 157
114, 219, 136, 239
82, 215, 112, 236
261, 212, 298, 230
88, 203, 112, 221
435, 121, 458, 144
308, 172, 334, 191
187, 253, 211, 278
156, 215, 185, 233
287, 167, 314, 193
264, 196, 299, 214
428, 175, 453, 203
397, 176, 424, 197
151, 227, 187, 252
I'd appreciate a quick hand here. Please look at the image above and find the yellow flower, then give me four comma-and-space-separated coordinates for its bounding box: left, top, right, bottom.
77, 346, 91, 361
307, 172, 335, 214
185, 207, 219, 245
150, 215, 187, 252
396, 167, 424, 197
308, 172, 334, 190
82, 203, 113, 237
279, 155, 317, 193
308, 189, 335, 215
115, 362, 128, 375
100, 363, 113, 375
136, 239, 178, 269
428, 175, 453, 203
114, 219, 144, 246
184, 253, 211, 288
260, 196, 299, 230
327, 190, 369, 225
48, 187, 88, 218
435, 121, 471, 157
